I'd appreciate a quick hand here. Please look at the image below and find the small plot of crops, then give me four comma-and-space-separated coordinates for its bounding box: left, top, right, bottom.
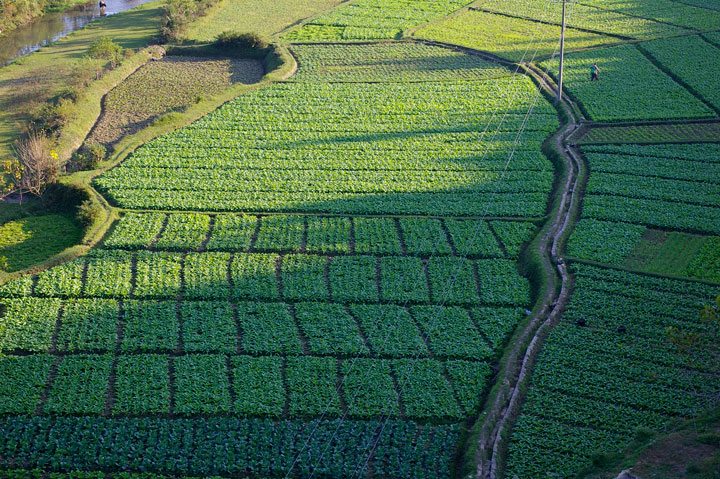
94, 77, 558, 215
87, 55, 264, 147
568, 221, 720, 283
541, 45, 713, 121
575, 143, 720, 234
282, 0, 472, 42
579, 122, 720, 144
504, 264, 719, 478
414, 9, 620, 63
0, 210, 538, 475
639, 35, 720, 113
288, 43, 513, 82
471, 0, 686, 39
582, 0, 720, 32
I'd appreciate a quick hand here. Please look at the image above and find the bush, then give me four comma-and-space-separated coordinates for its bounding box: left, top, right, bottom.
76, 199, 103, 228
214, 31, 270, 52
12, 130, 59, 199
161, 0, 219, 42
31, 98, 75, 135
71, 141, 106, 171
84, 142, 106, 166
87, 37, 124, 68
43, 183, 90, 213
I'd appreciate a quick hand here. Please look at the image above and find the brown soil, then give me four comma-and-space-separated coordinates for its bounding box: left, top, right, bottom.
86, 55, 264, 148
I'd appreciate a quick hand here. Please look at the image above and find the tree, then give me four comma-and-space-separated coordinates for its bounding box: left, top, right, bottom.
11, 129, 59, 202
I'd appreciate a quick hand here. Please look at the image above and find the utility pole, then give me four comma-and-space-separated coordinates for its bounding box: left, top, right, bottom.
557, 0, 567, 103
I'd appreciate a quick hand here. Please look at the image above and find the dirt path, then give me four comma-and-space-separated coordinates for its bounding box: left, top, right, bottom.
472, 64, 587, 478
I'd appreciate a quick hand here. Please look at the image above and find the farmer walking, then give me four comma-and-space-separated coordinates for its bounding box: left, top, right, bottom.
590, 62, 600, 81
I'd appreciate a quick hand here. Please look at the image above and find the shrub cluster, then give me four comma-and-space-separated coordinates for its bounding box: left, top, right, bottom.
161, 0, 220, 42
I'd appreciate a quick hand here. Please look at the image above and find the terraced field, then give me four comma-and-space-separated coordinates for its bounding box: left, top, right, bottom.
0, 41, 552, 477
1, 0, 719, 478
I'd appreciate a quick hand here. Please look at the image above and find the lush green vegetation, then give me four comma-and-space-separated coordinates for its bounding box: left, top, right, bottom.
95, 47, 557, 215
414, 9, 619, 62
0, 213, 82, 272
541, 45, 713, 121
283, 0, 471, 41
88, 55, 263, 147
640, 35, 720, 113
472, 0, 688, 38
577, 143, 720, 234
505, 264, 719, 478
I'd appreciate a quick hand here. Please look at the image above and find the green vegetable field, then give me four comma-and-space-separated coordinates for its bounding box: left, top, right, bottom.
1, 0, 719, 477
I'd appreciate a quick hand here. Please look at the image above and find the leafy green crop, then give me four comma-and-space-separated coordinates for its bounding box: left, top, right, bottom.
173, 354, 231, 414
113, 354, 170, 414
541, 45, 712, 121
57, 299, 119, 351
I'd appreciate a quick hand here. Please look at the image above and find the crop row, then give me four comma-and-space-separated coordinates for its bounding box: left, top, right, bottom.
0, 296, 524, 358
138, 212, 529, 251
0, 352, 492, 419
504, 264, 719, 478
0, 416, 459, 478
1, 251, 531, 307
288, 43, 513, 83
582, 142, 720, 164
578, 122, 720, 145
283, 0, 471, 42
105, 213, 537, 257
95, 78, 557, 215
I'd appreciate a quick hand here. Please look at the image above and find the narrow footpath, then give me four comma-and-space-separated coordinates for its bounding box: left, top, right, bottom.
472, 63, 588, 479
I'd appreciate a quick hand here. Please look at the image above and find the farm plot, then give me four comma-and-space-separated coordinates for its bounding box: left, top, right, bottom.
288, 42, 514, 82
0, 211, 537, 475
414, 9, 620, 62
471, 0, 687, 39
95, 46, 559, 216
567, 142, 720, 279
540, 45, 713, 122
575, 143, 720, 234
283, 0, 472, 42
504, 264, 720, 478
639, 35, 720, 113
578, 0, 720, 32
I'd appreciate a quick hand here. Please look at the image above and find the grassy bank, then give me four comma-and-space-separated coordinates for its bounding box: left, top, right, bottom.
0, 1, 164, 163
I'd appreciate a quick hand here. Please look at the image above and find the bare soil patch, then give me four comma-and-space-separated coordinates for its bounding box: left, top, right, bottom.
87, 55, 264, 147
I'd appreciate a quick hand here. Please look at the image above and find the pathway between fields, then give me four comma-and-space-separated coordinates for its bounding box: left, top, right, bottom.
470, 63, 587, 478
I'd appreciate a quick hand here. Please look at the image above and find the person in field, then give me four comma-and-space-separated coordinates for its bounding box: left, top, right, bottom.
590, 63, 600, 81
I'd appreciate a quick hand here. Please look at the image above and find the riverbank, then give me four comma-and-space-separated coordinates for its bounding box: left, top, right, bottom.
0, 0, 89, 36
0, 1, 163, 164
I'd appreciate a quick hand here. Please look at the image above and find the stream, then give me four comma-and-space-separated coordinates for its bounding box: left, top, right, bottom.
0, 0, 155, 66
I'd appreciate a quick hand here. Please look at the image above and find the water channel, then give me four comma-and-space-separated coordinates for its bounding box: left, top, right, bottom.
0, 0, 156, 66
